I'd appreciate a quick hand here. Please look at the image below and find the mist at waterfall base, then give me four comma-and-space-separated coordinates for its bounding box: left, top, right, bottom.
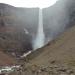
33, 9, 45, 50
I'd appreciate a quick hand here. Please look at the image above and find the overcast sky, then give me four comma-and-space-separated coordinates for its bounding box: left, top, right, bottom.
0, 0, 58, 8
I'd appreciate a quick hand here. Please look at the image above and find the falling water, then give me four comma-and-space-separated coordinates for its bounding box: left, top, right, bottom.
33, 8, 45, 50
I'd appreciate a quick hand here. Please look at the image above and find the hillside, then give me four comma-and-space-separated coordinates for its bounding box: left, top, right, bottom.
9, 26, 75, 75
0, 3, 35, 58
0, 49, 17, 66
27, 25, 75, 66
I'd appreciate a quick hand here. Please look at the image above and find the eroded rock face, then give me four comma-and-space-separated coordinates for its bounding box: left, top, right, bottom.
0, 3, 37, 58
0, 27, 32, 58
43, 0, 75, 41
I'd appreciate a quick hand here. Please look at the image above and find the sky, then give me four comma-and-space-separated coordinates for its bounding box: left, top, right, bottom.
0, 0, 58, 8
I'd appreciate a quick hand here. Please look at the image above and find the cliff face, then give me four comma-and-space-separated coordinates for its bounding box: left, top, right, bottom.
0, 3, 39, 58
0, 3, 39, 33
43, 0, 75, 41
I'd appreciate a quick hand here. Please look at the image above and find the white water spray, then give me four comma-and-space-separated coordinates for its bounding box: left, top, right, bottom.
33, 8, 45, 50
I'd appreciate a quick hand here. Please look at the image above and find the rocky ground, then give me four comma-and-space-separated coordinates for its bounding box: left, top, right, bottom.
7, 25, 75, 75
8, 62, 75, 75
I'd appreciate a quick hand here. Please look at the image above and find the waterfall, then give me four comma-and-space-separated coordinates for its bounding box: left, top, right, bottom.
33, 8, 45, 50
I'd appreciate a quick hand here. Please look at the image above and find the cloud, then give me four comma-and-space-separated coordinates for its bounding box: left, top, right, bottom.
0, 0, 58, 8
